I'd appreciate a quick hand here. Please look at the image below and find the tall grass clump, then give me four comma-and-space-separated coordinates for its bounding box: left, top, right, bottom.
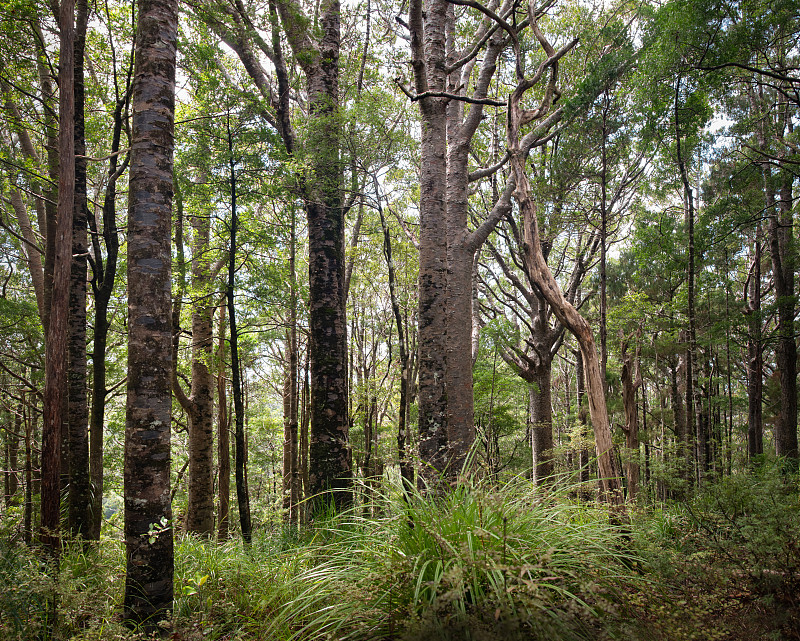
260, 475, 643, 640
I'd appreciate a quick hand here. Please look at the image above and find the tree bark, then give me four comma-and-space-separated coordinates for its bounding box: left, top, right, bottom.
124, 0, 177, 627
172, 208, 216, 537
576, 350, 591, 500
410, 0, 517, 482
771, 167, 798, 465
68, 0, 91, 540
282, 208, 299, 525
529, 364, 554, 486
217, 305, 230, 540
275, 0, 351, 511
41, 0, 75, 556
24, 397, 34, 544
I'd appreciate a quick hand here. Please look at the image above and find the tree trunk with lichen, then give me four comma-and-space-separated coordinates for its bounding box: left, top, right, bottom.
276, 0, 351, 511
124, 0, 177, 627
409, 0, 517, 483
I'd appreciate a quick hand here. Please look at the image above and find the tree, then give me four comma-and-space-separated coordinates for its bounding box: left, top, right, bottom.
124, 0, 178, 627
505, 13, 625, 508
172, 175, 217, 537
275, 0, 351, 509
192, 0, 353, 510
407, 0, 523, 481
41, 0, 75, 555
67, 0, 91, 540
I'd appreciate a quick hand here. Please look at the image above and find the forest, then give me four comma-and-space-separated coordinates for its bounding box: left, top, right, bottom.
0, 0, 798, 638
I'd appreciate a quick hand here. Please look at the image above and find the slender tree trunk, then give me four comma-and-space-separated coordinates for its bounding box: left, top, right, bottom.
300, 357, 310, 510
88, 76, 127, 541
3, 407, 21, 506
282, 208, 299, 525
35, 28, 60, 339
124, 0, 178, 627
675, 77, 703, 486
620, 335, 642, 501
226, 119, 251, 544
216, 305, 230, 540
24, 397, 33, 544
576, 350, 590, 500
186, 214, 215, 536
772, 168, 798, 465
41, 0, 76, 555
599, 92, 609, 388
745, 231, 764, 461
377, 194, 414, 493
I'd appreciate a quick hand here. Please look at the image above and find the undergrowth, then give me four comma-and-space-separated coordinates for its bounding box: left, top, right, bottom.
1, 468, 797, 641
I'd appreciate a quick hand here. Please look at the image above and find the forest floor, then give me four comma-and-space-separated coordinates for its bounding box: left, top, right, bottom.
1, 466, 798, 641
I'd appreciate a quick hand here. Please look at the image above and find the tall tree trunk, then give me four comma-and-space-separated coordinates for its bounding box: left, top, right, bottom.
172, 208, 215, 536
35, 26, 61, 339
68, 0, 91, 540
772, 167, 798, 465
411, 0, 450, 484
282, 208, 299, 525
226, 118, 251, 544
124, 0, 177, 627
41, 0, 76, 555
300, 356, 310, 509
276, 0, 350, 512
599, 91, 609, 388
24, 396, 33, 544
217, 305, 230, 540
675, 76, 703, 485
